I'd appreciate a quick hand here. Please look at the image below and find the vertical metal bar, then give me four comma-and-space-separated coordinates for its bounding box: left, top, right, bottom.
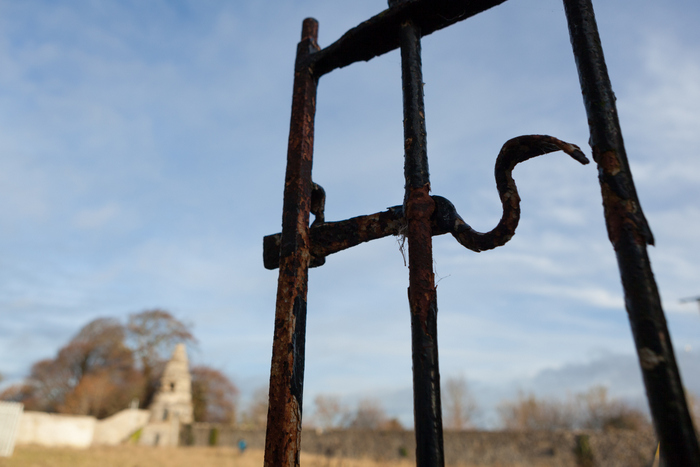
562, 1, 700, 464
263, 18, 319, 467
396, 13, 445, 467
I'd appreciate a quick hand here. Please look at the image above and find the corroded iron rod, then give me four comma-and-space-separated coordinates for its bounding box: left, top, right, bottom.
263, 18, 319, 467
263, 136, 588, 270
312, 0, 507, 77
563, 0, 700, 464
263, 2, 695, 467
397, 12, 446, 466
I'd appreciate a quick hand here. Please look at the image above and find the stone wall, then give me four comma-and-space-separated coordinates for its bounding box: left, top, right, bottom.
13, 345, 192, 449
14, 408, 150, 448
181, 423, 267, 448
0, 402, 23, 456
93, 408, 151, 445
16, 412, 96, 448
140, 420, 182, 447
182, 425, 657, 466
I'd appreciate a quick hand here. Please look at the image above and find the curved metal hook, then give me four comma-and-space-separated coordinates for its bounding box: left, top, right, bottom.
432, 135, 589, 252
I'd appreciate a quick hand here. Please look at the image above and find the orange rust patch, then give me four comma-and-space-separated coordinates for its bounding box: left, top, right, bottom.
406, 185, 436, 327
600, 184, 647, 247
594, 149, 622, 175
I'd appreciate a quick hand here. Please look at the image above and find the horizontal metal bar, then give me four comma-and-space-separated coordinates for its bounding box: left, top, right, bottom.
311, 0, 508, 77
263, 135, 588, 269
263, 206, 405, 270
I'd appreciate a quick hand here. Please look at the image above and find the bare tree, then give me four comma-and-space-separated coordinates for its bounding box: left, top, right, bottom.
576, 386, 648, 431
59, 369, 143, 419
191, 366, 239, 424
240, 386, 269, 429
311, 394, 348, 430
346, 398, 388, 430
499, 392, 575, 431
0, 383, 32, 404
61, 318, 134, 381
442, 375, 477, 429
1, 313, 199, 419
499, 387, 649, 432
0, 317, 141, 418
13, 358, 74, 412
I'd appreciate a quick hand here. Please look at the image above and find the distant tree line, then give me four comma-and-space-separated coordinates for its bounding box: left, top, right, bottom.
305, 375, 655, 433
303, 376, 475, 431
0, 310, 238, 423
498, 386, 650, 432
442, 376, 654, 432
306, 395, 403, 431
0, 312, 669, 434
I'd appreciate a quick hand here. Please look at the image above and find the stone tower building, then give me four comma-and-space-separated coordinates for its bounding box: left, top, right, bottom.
140, 343, 194, 446
149, 343, 194, 424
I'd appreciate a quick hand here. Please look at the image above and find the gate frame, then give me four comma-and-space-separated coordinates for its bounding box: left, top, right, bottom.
263, 1, 700, 465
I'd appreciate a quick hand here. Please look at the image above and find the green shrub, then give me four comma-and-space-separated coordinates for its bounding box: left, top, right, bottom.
208, 427, 219, 446
128, 428, 142, 444
181, 424, 194, 446
574, 434, 594, 467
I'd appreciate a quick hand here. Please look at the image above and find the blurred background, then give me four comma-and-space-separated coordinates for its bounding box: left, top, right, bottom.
0, 0, 699, 428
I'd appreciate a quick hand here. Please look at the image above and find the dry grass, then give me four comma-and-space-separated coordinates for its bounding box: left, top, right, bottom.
3, 446, 420, 467
1, 445, 553, 467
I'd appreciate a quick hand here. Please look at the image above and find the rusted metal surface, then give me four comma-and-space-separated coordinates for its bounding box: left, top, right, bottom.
397, 14, 445, 466
264, 136, 587, 270
263, 18, 319, 467
263, 206, 404, 270
434, 135, 589, 252
563, 0, 700, 464
264, 2, 696, 466
311, 0, 507, 77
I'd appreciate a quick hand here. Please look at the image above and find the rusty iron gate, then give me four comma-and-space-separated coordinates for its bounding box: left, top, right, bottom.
262, 0, 700, 465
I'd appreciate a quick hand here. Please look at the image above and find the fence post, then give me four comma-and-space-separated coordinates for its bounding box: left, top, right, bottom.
263, 18, 320, 467
563, 0, 700, 464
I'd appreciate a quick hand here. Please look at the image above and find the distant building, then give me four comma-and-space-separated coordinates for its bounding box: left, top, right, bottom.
13, 343, 194, 449
148, 343, 194, 424
139, 343, 194, 446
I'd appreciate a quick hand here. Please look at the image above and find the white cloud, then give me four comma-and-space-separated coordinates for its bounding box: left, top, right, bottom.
635, 34, 700, 143
620, 32, 700, 187
525, 284, 624, 309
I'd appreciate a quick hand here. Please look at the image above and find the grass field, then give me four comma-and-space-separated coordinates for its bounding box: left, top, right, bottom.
3, 446, 420, 467
2, 446, 549, 467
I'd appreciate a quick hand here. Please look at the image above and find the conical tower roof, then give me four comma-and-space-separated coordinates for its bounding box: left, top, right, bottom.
148, 343, 193, 424
161, 343, 190, 384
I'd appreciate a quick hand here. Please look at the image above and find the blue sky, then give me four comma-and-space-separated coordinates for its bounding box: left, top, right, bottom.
1, 0, 699, 427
